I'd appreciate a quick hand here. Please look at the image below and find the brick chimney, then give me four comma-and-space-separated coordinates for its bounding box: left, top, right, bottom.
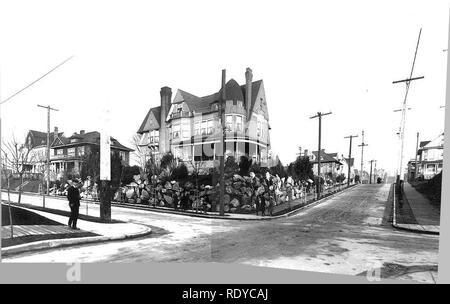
159, 86, 172, 154
79, 130, 85, 135
245, 68, 253, 120
54, 127, 58, 141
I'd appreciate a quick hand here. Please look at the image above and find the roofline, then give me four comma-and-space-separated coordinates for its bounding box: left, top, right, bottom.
52, 142, 134, 152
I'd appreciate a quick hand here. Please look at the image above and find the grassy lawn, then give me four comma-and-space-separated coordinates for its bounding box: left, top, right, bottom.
2, 203, 61, 226
1, 204, 98, 248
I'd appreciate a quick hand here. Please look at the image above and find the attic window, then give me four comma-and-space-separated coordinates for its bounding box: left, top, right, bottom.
70, 138, 79, 143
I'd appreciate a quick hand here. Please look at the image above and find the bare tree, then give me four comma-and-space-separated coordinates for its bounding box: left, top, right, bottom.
1, 164, 14, 238
2, 134, 37, 203
186, 159, 207, 189
130, 134, 150, 172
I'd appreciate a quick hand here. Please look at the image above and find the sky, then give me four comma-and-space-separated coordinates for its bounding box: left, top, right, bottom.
0, 0, 448, 176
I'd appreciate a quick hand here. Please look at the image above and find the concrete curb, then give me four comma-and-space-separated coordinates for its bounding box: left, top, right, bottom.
392, 184, 439, 235
1, 206, 152, 258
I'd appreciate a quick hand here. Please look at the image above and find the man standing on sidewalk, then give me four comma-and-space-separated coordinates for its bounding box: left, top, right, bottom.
67, 179, 81, 230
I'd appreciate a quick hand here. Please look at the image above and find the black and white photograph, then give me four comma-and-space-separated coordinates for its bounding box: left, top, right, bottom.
0, 0, 447, 284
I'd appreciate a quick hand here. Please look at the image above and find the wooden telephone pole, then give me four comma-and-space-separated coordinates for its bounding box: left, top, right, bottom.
369, 160, 377, 184
37, 104, 59, 195
219, 69, 226, 216
358, 130, 368, 182
310, 111, 332, 199
414, 132, 419, 181
392, 28, 424, 185
344, 134, 358, 187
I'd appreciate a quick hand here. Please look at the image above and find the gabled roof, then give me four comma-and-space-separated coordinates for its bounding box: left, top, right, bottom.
310, 150, 342, 164
345, 157, 355, 167
176, 79, 263, 115
51, 131, 133, 152
137, 106, 161, 134
173, 90, 199, 103
218, 79, 244, 102
240, 80, 263, 115
419, 140, 431, 148
27, 130, 64, 148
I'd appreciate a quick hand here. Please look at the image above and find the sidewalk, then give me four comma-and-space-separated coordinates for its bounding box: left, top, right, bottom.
393, 183, 440, 234
1, 203, 152, 257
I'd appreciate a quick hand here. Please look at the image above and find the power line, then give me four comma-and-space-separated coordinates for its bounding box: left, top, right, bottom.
1, 55, 74, 106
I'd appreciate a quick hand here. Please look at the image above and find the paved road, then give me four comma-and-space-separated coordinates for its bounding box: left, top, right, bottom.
2, 185, 439, 282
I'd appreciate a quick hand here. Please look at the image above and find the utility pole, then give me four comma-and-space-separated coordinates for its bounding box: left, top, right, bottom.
344, 134, 358, 187
369, 160, 377, 184
392, 28, 424, 186
37, 104, 59, 195
358, 130, 368, 183
414, 132, 419, 181
310, 111, 332, 199
219, 69, 226, 216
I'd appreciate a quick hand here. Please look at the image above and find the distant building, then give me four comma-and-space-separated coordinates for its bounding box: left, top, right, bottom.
416, 133, 444, 180
338, 156, 355, 182
308, 150, 343, 177
24, 128, 64, 175
137, 68, 273, 169
50, 129, 133, 179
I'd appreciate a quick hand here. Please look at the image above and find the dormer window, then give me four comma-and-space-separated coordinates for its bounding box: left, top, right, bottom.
211, 103, 219, 111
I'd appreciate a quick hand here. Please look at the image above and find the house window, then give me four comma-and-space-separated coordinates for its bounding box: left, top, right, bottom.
153, 130, 159, 143
194, 122, 201, 136
67, 148, 76, 156
426, 164, 436, 174
211, 103, 219, 111
201, 121, 208, 135
172, 125, 180, 139
237, 101, 243, 108
226, 115, 233, 131
236, 115, 243, 132
182, 122, 190, 139
257, 121, 261, 137
78, 146, 85, 156
57, 149, 64, 155
207, 120, 214, 135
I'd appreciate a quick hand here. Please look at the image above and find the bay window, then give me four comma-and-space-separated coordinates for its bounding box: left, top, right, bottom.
172, 125, 180, 139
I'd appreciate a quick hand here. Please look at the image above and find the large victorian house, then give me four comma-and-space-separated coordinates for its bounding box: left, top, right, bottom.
24, 129, 64, 178
137, 68, 273, 169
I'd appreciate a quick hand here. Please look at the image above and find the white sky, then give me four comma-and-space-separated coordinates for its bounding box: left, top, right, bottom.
0, 0, 448, 176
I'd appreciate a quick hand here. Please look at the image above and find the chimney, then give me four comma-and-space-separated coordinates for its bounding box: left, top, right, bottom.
245, 68, 253, 120
80, 130, 85, 135
159, 86, 172, 154
304, 149, 309, 157
54, 126, 59, 140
